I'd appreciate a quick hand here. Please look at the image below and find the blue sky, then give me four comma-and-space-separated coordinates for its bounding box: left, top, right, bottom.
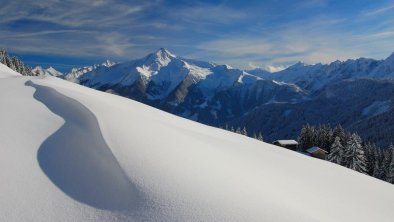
1, 0, 394, 72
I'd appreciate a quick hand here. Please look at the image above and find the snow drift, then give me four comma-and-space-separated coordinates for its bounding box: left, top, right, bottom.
0, 63, 394, 221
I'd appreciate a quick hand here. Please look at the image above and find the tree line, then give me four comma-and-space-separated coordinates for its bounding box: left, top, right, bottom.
0, 48, 34, 76
221, 125, 264, 142
298, 124, 394, 184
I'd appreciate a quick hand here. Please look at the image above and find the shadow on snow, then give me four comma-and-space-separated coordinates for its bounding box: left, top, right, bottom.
26, 80, 140, 211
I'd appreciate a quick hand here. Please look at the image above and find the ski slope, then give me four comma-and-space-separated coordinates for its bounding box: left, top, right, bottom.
0, 63, 394, 221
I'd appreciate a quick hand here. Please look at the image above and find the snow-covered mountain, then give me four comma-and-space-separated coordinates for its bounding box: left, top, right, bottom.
63, 48, 305, 124
72, 48, 260, 99
32, 66, 63, 77
229, 78, 394, 146
371, 52, 394, 77
62, 59, 116, 83
61, 49, 394, 147
1, 62, 394, 222
249, 53, 394, 91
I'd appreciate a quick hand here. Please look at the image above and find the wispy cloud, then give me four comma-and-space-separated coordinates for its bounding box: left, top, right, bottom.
1, 0, 394, 71
364, 3, 394, 16
0, 30, 93, 38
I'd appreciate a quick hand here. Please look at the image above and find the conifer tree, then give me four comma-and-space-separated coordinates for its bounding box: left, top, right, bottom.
344, 133, 367, 174
382, 144, 394, 182
298, 124, 314, 151
364, 143, 378, 176
372, 148, 385, 180
0, 48, 33, 76
387, 145, 394, 184
320, 125, 333, 151
332, 124, 346, 145
241, 127, 248, 136
257, 132, 264, 142
328, 136, 343, 164
235, 127, 241, 134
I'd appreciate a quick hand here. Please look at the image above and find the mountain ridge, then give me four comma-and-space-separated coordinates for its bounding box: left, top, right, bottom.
61, 49, 394, 147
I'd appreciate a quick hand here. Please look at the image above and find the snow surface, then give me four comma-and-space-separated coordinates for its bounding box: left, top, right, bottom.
1, 63, 394, 221
274, 140, 299, 145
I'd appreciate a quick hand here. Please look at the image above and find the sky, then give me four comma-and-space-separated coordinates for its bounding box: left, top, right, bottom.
1, 0, 394, 73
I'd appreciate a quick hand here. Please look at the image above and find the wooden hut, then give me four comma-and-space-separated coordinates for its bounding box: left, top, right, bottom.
273, 140, 298, 151
306, 147, 328, 160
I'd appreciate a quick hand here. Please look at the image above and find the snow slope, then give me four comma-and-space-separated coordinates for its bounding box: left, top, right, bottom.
1, 63, 394, 221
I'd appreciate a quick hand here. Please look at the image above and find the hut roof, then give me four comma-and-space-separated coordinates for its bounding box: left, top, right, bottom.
274, 140, 298, 145
306, 146, 328, 154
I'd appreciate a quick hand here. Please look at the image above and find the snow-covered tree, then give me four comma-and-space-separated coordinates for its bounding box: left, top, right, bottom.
328, 136, 343, 164
298, 124, 315, 151
364, 143, 378, 176
235, 127, 241, 134
332, 124, 346, 145
0, 48, 34, 76
344, 133, 367, 174
257, 132, 264, 142
382, 144, 394, 183
241, 127, 248, 136
372, 148, 385, 180
317, 125, 332, 152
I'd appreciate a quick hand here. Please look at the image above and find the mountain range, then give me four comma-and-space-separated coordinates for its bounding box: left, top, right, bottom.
39, 48, 394, 147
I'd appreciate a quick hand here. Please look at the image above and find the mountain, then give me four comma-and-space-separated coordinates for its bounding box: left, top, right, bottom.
371, 52, 394, 77
246, 67, 271, 78
62, 59, 116, 83
62, 49, 394, 147
63, 48, 305, 124
1, 63, 394, 221
74, 48, 260, 99
32, 66, 63, 77
249, 55, 394, 91
229, 78, 394, 146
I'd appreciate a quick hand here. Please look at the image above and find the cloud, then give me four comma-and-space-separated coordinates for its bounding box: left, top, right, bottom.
1, 30, 93, 38
1, 0, 394, 70
171, 3, 247, 25
364, 3, 394, 16
198, 38, 272, 56
192, 9, 394, 68
95, 32, 135, 56
265, 65, 287, 73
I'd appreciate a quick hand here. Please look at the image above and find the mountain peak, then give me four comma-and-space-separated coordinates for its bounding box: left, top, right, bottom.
288, 61, 306, 69
33, 66, 62, 76
154, 48, 176, 58
101, 59, 116, 67
143, 48, 176, 67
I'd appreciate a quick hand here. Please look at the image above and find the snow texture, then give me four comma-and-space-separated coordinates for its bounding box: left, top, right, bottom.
1, 63, 394, 221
